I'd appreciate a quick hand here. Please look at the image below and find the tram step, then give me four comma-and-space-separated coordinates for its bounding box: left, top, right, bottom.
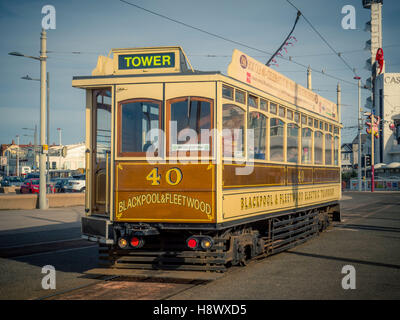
111, 262, 226, 272
114, 255, 227, 265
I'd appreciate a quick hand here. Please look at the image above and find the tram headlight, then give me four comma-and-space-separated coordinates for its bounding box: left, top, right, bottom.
200, 237, 213, 250
118, 237, 129, 249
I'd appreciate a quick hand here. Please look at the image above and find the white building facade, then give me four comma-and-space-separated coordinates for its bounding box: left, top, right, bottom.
374, 73, 400, 163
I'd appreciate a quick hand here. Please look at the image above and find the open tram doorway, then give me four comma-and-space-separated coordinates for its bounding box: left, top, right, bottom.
91, 88, 112, 215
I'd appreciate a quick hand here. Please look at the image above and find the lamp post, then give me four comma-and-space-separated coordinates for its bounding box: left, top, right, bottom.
9, 29, 48, 209
21, 73, 50, 183
354, 76, 362, 191
16, 135, 20, 176
57, 128, 62, 170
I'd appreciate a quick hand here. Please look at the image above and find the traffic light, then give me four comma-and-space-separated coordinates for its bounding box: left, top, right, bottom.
365, 155, 371, 167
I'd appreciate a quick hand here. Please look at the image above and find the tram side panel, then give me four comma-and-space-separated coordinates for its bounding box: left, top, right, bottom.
221, 163, 341, 225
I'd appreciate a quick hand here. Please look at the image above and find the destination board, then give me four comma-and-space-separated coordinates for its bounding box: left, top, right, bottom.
228, 49, 338, 121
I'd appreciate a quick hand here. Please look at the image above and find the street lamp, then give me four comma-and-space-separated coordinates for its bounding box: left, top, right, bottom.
8, 29, 48, 209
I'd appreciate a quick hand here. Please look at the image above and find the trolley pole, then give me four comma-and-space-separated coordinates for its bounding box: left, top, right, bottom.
39, 29, 48, 209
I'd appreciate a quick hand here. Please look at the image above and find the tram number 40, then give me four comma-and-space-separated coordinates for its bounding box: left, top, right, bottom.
146, 167, 183, 186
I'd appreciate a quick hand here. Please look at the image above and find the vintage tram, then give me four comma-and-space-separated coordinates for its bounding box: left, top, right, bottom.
72, 46, 341, 273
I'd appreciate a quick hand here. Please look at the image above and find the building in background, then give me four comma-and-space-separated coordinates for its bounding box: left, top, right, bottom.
341, 143, 353, 171
48, 143, 85, 171
374, 73, 400, 163
0, 142, 85, 176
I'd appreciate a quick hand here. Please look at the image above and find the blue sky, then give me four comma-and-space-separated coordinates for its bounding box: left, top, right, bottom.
1, 0, 399, 145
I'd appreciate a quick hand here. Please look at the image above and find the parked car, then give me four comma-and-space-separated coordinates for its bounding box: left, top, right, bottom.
54, 178, 74, 193
65, 178, 85, 193
1, 176, 24, 187
20, 179, 55, 194
25, 173, 40, 180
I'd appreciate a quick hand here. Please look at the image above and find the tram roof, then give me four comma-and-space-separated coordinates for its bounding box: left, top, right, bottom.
72, 46, 340, 123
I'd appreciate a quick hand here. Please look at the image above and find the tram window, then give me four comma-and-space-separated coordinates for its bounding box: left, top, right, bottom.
325, 134, 333, 165
314, 119, 318, 128
301, 128, 312, 164
248, 112, 266, 160
294, 112, 300, 123
119, 100, 161, 156
260, 99, 268, 111
169, 97, 212, 155
301, 115, 307, 125
287, 123, 299, 163
222, 104, 245, 157
95, 89, 111, 162
235, 90, 246, 104
334, 126, 339, 135
270, 103, 277, 114
222, 85, 233, 100
314, 131, 323, 164
287, 109, 293, 121
334, 136, 339, 165
248, 94, 258, 108
279, 106, 285, 118
270, 118, 284, 162
308, 117, 313, 127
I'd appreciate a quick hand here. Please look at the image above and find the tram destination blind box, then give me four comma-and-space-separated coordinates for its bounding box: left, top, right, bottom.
118, 52, 175, 70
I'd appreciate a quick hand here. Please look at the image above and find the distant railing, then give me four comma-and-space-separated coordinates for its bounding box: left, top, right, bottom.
350, 178, 400, 191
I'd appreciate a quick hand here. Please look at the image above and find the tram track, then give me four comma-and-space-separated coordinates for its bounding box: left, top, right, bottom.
37, 233, 319, 300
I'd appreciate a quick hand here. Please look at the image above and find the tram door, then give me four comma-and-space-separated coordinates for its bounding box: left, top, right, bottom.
91, 89, 112, 215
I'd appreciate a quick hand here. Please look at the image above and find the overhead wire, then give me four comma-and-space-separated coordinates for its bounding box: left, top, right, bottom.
117, 0, 362, 88
285, 0, 359, 78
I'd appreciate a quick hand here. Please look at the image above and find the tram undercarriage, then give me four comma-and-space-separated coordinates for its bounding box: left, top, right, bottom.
97, 203, 340, 272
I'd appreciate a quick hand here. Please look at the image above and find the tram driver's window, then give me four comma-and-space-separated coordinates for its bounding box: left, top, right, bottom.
248, 112, 266, 160
301, 128, 312, 164
270, 118, 284, 162
314, 131, 323, 164
169, 97, 212, 155
287, 123, 299, 163
222, 104, 245, 158
120, 100, 161, 155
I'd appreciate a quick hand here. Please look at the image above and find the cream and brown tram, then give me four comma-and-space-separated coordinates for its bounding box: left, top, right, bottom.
72, 46, 341, 272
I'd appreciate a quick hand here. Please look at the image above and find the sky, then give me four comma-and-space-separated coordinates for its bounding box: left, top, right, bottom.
0, 0, 399, 145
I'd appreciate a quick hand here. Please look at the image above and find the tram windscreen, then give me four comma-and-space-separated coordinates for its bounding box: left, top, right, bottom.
169, 97, 212, 155
120, 100, 160, 154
